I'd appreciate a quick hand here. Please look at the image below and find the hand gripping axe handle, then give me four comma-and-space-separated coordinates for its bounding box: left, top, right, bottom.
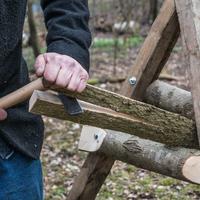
0, 78, 83, 115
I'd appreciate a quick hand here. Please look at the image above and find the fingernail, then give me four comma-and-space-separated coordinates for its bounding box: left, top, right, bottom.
0, 110, 7, 121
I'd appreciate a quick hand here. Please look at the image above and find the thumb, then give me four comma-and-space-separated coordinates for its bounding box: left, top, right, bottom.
0, 109, 7, 121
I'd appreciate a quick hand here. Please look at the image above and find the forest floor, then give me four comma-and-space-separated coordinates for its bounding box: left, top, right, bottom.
23, 18, 200, 199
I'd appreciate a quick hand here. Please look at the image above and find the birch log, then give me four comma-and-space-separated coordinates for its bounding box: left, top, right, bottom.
144, 80, 193, 119
79, 126, 200, 184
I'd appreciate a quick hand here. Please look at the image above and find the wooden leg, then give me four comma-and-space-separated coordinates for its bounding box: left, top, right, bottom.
67, 0, 180, 199
121, 0, 180, 100
68, 153, 114, 200
175, 0, 200, 145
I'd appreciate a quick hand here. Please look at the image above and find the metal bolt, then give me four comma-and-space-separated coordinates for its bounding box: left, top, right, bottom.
94, 133, 99, 140
129, 77, 137, 86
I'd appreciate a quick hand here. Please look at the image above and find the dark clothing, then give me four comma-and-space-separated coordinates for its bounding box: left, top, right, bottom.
0, 0, 91, 159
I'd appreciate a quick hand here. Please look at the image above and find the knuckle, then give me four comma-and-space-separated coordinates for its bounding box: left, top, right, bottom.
46, 53, 58, 62
55, 55, 61, 63
59, 56, 66, 63
35, 55, 44, 66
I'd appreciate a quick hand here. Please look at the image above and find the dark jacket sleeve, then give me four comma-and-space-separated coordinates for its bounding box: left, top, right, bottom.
41, 0, 92, 72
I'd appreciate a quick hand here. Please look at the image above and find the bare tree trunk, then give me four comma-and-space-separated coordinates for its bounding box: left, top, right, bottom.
149, 0, 158, 22
27, 0, 40, 57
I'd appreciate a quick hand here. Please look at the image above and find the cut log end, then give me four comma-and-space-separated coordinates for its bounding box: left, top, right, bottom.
182, 156, 200, 184
79, 126, 107, 152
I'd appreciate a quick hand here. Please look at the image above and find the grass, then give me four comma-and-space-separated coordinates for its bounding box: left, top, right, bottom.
92, 35, 144, 49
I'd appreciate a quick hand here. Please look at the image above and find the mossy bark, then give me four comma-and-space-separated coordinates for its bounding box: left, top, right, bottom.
30, 90, 198, 148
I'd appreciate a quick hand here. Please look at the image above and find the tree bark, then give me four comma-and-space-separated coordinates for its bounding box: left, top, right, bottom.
29, 90, 198, 148
144, 80, 194, 119
79, 126, 200, 184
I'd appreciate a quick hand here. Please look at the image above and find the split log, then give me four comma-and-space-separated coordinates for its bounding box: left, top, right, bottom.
144, 80, 194, 119
175, 0, 200, 145
29, 90, 198, 148
121, 0, 180, 100
79, 126, 200, 184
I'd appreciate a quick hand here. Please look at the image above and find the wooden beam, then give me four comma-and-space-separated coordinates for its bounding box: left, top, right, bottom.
29, 90, 197, 148
121, 0, 180, 100
79, 126, 200, 185
175, 0, 200, 145
67, 152, 114, 200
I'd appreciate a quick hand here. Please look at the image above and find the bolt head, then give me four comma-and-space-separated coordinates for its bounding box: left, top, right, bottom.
94, 133, 98, 140
129, 77, 137, 85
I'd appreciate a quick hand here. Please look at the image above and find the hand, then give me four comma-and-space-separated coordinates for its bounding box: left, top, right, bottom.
34, 53, 89, 93
0, 109, 7, 121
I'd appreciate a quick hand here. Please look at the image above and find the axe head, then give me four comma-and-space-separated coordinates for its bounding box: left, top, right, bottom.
58, 94, 83, 116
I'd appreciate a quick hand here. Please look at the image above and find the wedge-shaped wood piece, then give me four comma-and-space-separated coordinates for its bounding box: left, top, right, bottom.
29, 90, 198, 148
79, 126, 200, 184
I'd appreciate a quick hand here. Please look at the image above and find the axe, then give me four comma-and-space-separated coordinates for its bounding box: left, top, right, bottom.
0, 78, 83, 115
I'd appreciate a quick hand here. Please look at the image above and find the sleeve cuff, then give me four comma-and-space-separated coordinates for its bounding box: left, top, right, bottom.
47, 40, 90, 72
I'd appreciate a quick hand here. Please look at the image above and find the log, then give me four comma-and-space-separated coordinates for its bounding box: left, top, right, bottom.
121, 0, 180, 100
144, 80, 194, 119
79, 126, 200, 184
50, 84, 196, 145
175, 0, 200, 145
29, 90, 198, 148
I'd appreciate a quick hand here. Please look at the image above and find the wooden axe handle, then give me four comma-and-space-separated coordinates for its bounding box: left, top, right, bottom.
0, 78, 45, 109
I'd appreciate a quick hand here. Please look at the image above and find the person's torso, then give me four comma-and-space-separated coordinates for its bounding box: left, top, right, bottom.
0, 0, 44, 159
0, 0, 27, 90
